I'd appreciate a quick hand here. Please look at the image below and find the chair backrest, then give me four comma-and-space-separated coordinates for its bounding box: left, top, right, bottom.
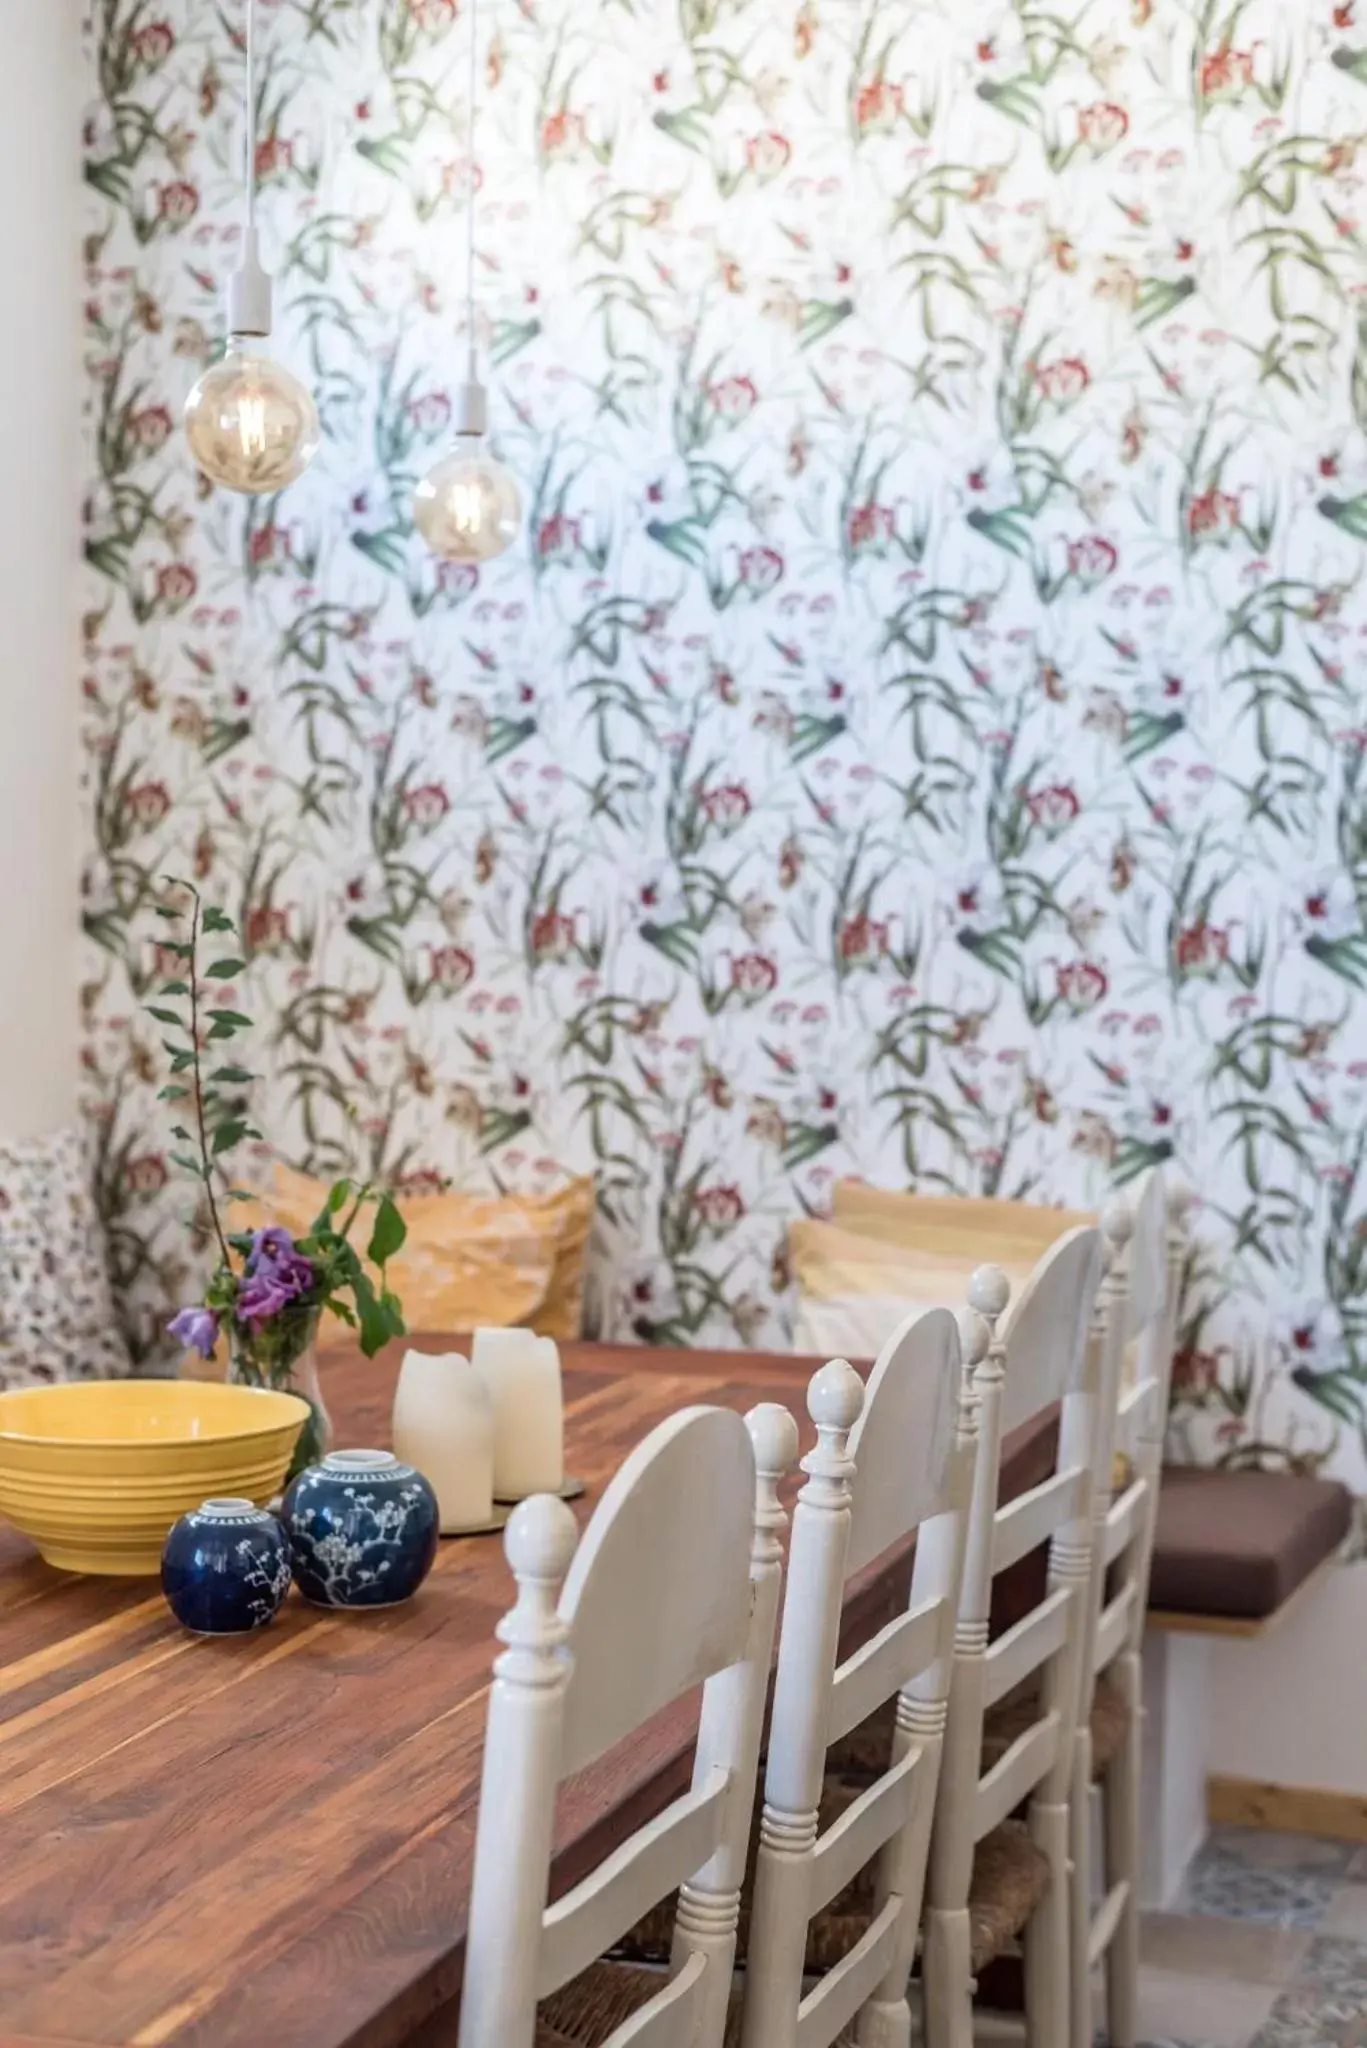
1095, 1171, 1192, 1678
927, 1225, 1107, 1916
742, 1309, 973, 2048
458, 1401, 799, 2048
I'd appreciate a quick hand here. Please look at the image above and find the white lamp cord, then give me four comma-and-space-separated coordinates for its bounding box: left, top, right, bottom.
227, 0, 271, 336
466, 0, 478, 387
245, 0, 257, 233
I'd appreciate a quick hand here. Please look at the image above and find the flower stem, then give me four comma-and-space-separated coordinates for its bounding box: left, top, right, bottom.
187, 885, 233, 1272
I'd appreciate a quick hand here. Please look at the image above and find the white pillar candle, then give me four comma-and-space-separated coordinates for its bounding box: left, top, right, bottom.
391, 1349, 494, 1534
471, 1329, 564, 1500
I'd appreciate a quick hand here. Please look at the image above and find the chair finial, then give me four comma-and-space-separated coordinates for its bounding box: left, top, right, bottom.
496, 1494, 576, 1675
504, 1492, 578, 1588
968, 1262, 1011, 1323
955, 1306, 990, 1369
747, 1401, 799, 1551
807, 1357, 865, 1433
1101, 1191, 1132, 1254
747, 1401, 800, 1484
799, 1357, 863, 1499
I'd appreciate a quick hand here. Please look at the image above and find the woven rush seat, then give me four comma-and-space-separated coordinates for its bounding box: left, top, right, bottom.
790, 1815, 1049, 1979
537, 1963, 745, 2048
981, 1672, 1131, 1777
610, 1774, 866, 1971
965, 1818, 1052, 1971
831, 1669, 1131, 1786
538, 1960, 860, 2047
547, 1821, 1047, 2042
611, 1776, 1050, 1979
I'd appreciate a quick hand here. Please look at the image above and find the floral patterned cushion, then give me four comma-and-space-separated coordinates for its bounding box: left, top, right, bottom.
0, 1128, 131, 1389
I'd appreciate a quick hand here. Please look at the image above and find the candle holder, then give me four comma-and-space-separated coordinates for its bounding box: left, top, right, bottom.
472, 1329, 565, 1500
392, 1348, 495, 1534
495, 1475, 585, 1506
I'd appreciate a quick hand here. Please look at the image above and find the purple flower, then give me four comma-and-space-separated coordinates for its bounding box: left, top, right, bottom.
235, 1272, 296, 1330
245, 1227, 317, 1307
246, 1225, 298, 1274
168, 1305, 221, 1358
269, 1248, 316, 1297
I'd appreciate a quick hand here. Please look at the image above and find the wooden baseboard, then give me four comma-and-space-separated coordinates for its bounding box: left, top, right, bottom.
1148, 1607, 1269, 1639
1208, 1774, 1367, 1843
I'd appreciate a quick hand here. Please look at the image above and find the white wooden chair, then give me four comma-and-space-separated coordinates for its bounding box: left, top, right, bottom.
1068, 1172, 1188, 2048
742, 1305, 976, 2048
920, 1226, 1108, 2048
457, 1399, 799, 2048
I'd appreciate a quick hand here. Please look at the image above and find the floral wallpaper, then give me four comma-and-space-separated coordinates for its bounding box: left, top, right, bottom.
81, 0, 1367, 1487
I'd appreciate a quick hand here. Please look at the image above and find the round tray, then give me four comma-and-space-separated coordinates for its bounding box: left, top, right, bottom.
441, 1502, 511, 1538
494, 1474, 586, 1507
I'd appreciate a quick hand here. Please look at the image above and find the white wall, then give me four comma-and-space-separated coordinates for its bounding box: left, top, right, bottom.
0, 1, 81, 1138
1209, 1568, 1367, 1797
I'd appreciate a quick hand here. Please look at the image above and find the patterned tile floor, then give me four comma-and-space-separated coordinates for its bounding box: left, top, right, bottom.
1127, 1827, 1367, 2047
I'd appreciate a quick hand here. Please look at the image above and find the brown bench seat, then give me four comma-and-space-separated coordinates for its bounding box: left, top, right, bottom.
1148, 1466, 1353, 1627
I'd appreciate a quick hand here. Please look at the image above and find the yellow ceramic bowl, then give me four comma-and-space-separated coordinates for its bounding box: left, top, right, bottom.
0, 1380, 310, 1576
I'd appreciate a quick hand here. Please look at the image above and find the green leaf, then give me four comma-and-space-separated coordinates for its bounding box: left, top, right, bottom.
328, 1179, 351, 1213
640, 921, 700, 969
1291, 1364, 1364, 1426
159, 980, 190, 996
1307, 932, 1367, 987
1332, 43, 1367, 85
168, 1049, 195, 1072
171, 1149, 207, 1177
157, 1085, 189, 1102
209, 1065, 254, 1084
799, 296, 854, 349
202, 907, 235, 933
205, 958, 247, 979
367, 1194, 407, 1267
146, 1006, 184, 1027
1319, 492, 1367, 543
350, 1268, 391, 1357
782, 1121, 840, 1169
1133, 275, 1196, 330
153, 905, 181, 922
966, 505, 1032, 556
211, 1119, 248, 1155
207, 1009, 252, 1028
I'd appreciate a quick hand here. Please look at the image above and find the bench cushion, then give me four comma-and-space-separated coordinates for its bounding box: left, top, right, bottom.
1149, 1467, 1352, 1621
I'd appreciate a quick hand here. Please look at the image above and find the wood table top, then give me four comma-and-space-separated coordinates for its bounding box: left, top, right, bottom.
0, 1339, 1056, 2048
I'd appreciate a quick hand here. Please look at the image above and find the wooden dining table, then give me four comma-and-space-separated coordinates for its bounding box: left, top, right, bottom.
0, 1338, 1057, 2048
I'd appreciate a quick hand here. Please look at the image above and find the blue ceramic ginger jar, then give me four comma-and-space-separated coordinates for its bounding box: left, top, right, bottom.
281, 1449, 439, 1609
161, 1497, 293, 1635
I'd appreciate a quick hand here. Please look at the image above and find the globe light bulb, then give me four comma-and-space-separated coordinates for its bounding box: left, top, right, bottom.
414, 433, 521, 563
184, 339, 320, 495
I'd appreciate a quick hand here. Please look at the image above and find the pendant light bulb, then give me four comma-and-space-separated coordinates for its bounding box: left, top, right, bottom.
414, 377, 520, 563
414, 0, 520, 563
185, 334, 320, 495
184, 0, 318, 496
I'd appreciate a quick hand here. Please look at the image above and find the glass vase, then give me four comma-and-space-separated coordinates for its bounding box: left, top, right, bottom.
228, 1305, 331, 1483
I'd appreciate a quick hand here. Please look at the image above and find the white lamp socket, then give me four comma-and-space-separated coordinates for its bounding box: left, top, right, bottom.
226, 227, 274, 338
453, 378, 489, 437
